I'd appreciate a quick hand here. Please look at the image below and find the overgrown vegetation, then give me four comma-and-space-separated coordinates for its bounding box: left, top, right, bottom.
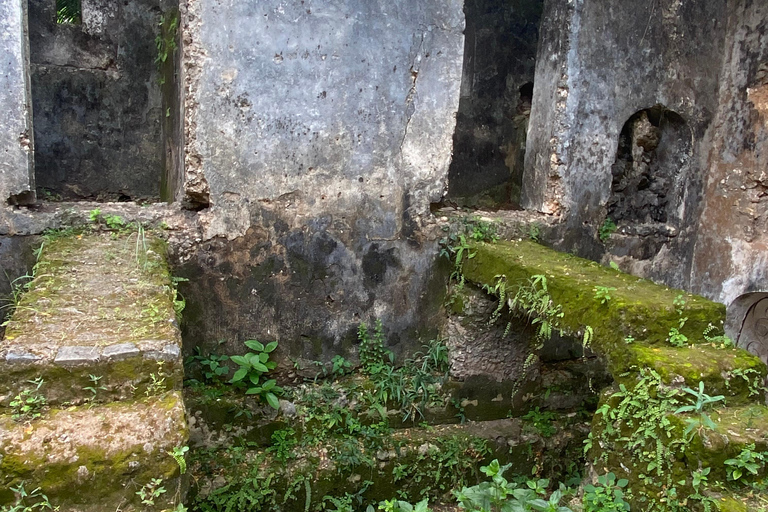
55, 0, 80, 24
10, 378, 46, 422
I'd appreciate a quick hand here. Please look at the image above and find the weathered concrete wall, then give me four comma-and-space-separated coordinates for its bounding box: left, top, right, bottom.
523, 0, 727, 287
445, 0, 542, 208
178, 0, 464, 362
690, 1, 768, 306
28, 0, 167, 201
0, 0, 35, 205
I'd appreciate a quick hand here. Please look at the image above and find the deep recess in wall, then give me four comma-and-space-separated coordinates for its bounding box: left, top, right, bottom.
27, 0, 181, 203
443, 0, 542, 210
605, 105, 693, 260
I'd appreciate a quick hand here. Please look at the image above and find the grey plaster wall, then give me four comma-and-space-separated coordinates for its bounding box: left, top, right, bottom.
178, 0, 464, 362
689, 1, 768, 305
28, 0, 166, 201
0, 0, 35, 205
524, 0, 726, 285
445, 0, 542, 209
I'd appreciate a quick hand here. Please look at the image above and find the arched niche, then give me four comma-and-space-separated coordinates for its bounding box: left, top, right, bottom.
603, 105, 696, 263
608, 104, 692, 226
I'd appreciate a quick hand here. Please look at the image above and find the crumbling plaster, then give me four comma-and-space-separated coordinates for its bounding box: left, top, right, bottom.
177, 0, 465, 359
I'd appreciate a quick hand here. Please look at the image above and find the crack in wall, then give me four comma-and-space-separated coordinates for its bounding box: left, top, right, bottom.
398, 30, 426, 154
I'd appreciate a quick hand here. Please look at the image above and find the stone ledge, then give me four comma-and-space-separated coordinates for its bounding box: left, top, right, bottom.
0, 232, 183, 407
0, 391, 188, 511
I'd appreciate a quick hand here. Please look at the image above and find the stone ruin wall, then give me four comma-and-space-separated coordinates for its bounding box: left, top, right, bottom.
1, 0, 768, 363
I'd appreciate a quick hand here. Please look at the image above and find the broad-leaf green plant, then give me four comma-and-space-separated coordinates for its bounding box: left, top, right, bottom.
230, 339, 283, 409
582, 473, 630, 512
724, 444, 767, 482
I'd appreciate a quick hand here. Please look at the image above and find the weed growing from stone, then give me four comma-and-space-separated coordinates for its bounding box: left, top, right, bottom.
598, 218, 617, 243
582, 472, 630, 512
82, 374, 107, 404
230, 339, 282, 409
146, 362, 168, 396
168, 445, 189, 475
522, 407, 558, 438
593, 286, 616, 304
1, 482, 57, 512
375, 498, 431, 512
454, 459, 574, 512
136, 478, 166, 506
189, 347, 230, 382
10, 378, 47, 422
726, 367, 768, 398
330, 355, 352, 377
702, 322, 734, 348
528, 223, 542, 243
724, 444, 767, 483
673, 381, 724, 440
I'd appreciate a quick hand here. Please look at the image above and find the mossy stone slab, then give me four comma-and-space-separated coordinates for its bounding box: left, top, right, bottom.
461, 241, 766, 384
0, 232, 182, 405
623, 344, 766, 405
0, 391, 188, 511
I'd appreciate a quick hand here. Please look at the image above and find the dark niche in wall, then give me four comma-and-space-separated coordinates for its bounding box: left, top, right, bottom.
605, 105, 694, 260
443, 0, 543, 210
28, 0, 181, 203
608, 105, 692, 225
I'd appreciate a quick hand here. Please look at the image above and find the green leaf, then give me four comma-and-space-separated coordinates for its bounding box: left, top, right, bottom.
230, 368, 248, 382
259, 352, 269, 363
244, 340, 265, 352
253, 361, 269, 373
262, 379, 276, 391
249, 373, 261, 386
264, 341, 278, 353
266, 392, 280, 409
246, 387, 262, 395
230, 355, 249, 367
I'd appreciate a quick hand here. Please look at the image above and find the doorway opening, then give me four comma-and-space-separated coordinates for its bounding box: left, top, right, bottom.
441, 0, 543, 210
27, 0, 182, 203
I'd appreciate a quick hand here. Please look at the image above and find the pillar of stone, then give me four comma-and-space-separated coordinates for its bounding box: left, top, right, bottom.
0, 0, 35, 205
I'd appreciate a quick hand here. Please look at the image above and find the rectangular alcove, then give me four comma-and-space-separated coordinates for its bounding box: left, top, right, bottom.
26, 0, 182, 203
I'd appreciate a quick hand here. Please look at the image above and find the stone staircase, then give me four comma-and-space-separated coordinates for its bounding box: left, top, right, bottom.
462, 239, 768, 511
0, 231, 188, 511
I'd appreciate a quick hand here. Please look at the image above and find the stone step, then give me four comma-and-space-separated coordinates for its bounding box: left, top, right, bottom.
462, 240, 767, 400
0, 231, 183, 406
619, 343, 767, 406
0, 391, 188, 511
680, 403, 768, 482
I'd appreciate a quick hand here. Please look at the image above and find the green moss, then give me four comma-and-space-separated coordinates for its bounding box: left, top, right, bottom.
715, 496, 748, 512
462, 241, 725, 364
0, 393, 186, 510
621, 345, 766, 404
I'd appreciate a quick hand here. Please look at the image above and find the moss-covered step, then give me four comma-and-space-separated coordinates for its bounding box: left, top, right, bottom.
588, 372, 768, 512
0, 391, 188, 511
0, 231, 183, 406
678, 403, 768, 481
622, 344, 767, 405
461, 240, 766, 390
